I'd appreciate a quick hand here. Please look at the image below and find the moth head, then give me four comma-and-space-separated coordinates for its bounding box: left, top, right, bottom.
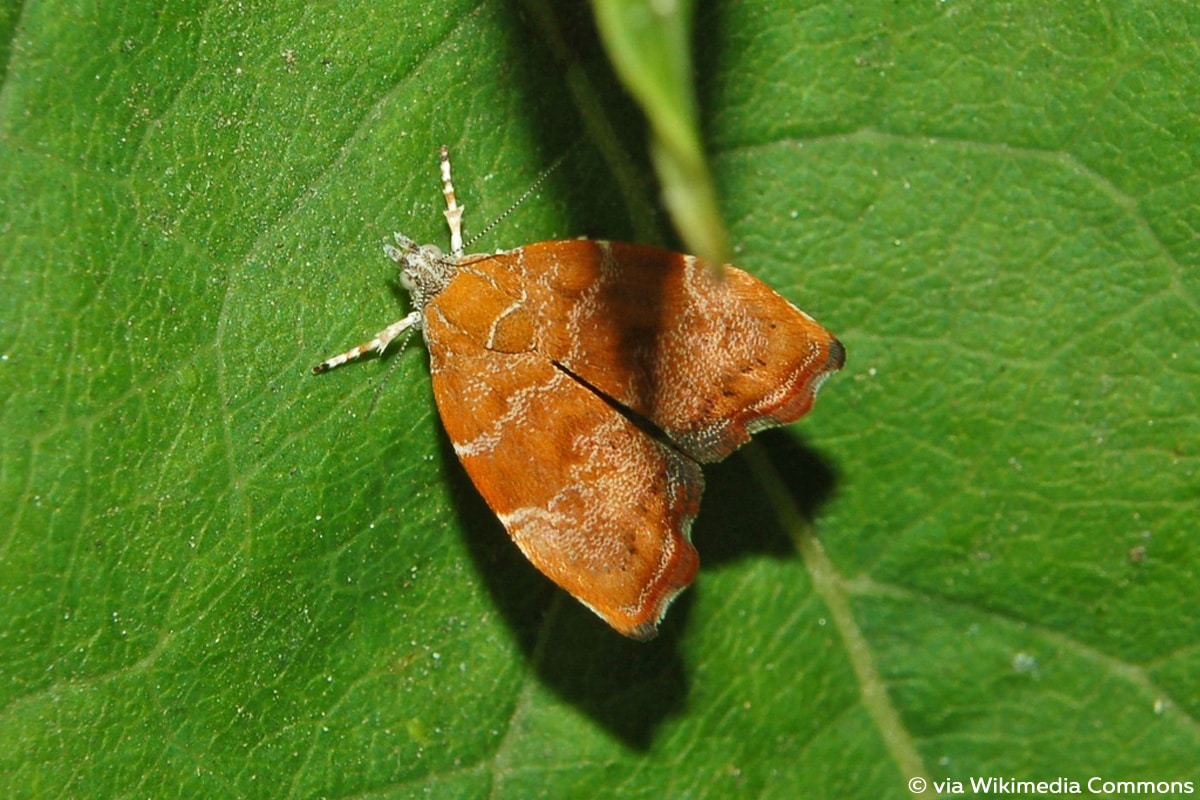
386, 234, 457, 309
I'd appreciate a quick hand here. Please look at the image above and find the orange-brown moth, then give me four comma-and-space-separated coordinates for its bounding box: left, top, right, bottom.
315, 147, 844, 640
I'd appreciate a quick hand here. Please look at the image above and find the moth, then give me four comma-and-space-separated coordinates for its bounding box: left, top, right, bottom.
315, 148, 844, 639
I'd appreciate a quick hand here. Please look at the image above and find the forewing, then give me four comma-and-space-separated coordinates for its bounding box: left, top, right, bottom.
518, 240, 845, 462
423, 280, 702, 640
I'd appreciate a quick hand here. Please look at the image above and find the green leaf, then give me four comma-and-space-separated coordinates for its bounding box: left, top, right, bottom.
2, 1, 1197, 798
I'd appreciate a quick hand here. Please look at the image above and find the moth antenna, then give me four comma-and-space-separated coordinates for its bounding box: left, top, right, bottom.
463, 152, 567, 251
365, 338, 415, 419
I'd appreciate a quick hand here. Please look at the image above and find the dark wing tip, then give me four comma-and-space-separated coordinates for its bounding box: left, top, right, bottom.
825, 336, 846, 372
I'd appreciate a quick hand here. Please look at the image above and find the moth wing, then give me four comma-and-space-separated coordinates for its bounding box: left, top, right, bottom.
524, 240, 845, 462
423, 289, 702, 640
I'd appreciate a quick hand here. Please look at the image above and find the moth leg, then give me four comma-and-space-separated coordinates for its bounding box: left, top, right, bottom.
439, 145, 465, 258
311, 311, 421, 374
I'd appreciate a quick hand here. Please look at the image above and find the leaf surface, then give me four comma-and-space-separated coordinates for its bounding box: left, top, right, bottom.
1, 1, 1197, 797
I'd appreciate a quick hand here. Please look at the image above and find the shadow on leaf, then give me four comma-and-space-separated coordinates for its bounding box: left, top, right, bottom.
438, 420, 839, 750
